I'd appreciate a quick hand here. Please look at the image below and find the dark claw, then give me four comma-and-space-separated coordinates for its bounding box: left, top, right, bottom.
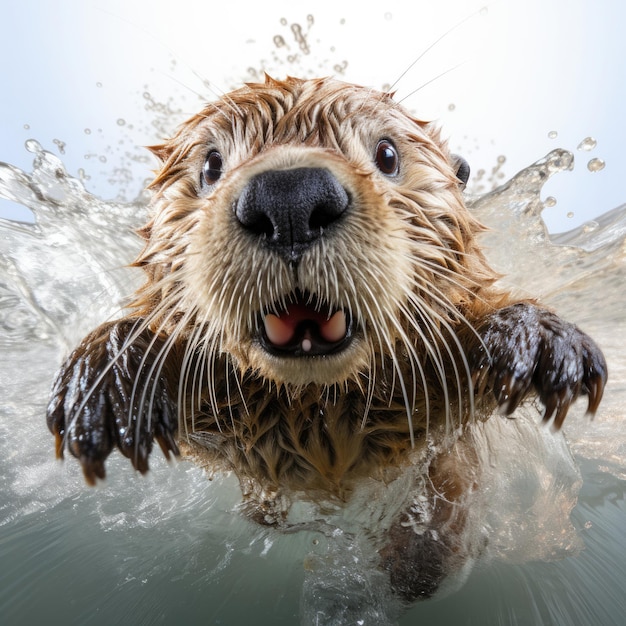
468, 303, 607, 428
46, 318, 179, 483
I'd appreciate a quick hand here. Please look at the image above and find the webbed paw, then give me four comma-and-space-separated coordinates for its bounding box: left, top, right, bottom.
46, 319, 179, 484
469, 303, 607, 428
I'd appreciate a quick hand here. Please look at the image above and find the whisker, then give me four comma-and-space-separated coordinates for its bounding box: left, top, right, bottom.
387, 7, 487, 95
396, 62, 468, 106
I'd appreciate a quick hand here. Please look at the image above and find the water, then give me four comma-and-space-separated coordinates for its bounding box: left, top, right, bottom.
1, 48, 625, 626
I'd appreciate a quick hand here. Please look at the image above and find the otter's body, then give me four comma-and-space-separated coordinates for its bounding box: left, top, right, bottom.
47, 76, 607, 600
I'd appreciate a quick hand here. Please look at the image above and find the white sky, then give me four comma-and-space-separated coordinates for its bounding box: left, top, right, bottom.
1, 0, 624, 232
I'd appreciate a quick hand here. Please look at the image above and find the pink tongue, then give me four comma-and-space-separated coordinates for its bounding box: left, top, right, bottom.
263, 305, 346, 347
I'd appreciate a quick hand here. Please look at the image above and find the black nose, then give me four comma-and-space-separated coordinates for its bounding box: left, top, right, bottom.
235, 167, 349, 263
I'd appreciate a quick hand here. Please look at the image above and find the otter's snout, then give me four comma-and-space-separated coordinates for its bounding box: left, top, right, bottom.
235, 167, 349, 263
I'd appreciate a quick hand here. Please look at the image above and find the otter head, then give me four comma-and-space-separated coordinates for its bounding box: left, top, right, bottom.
135, 76, 492, 392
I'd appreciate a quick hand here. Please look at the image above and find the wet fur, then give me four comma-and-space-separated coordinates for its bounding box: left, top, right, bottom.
47, 76, 607, 600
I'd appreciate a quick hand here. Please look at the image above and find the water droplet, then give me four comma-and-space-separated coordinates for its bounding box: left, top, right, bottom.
280, 17, 287, 25
587, 158, 605, 172
99, 156, 107, 163
307, 14, 314, 25
497, 155, 506, 164
544, 196, 557, 208
548, 130, 558, 139
567, 211, 574, 218
577, 137, 597, 151
53, 139, 66, 155
96, 81, 103, 88
117, 119, 126, 126
25, 139, 42, 154
23, 124, 30, 130
84, 128, 91, 135
273, 35, 286, 48
448, 103, 456, 111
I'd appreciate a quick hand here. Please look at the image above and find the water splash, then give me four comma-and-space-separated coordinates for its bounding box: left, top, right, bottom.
0, 139, 144, 350
0, 82, 625, 626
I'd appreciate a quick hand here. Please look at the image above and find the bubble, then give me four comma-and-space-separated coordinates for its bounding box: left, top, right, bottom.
117, 119, 126, 126
307, 14, 314, 25
587, 158, 605, 172
497, 155, 506, 164
543, 196, 557, 208
84, 129, 91, 135
96, 82, 103, 88
567, 211, 574, 218
280, 17, 287, 25
23, 124, 30, 130
273, 35, 286, 48
448, 103, 456, 111
577, 137, 597, 151
548, 130, 558, 139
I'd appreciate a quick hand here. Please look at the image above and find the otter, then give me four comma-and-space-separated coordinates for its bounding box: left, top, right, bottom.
47, 76, 607, 601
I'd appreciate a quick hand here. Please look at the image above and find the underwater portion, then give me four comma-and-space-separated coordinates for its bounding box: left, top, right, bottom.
1, 7, 625, 626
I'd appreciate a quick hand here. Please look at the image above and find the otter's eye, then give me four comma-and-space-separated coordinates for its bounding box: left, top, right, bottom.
202, 150, 223, 186
374, 140, 399, 176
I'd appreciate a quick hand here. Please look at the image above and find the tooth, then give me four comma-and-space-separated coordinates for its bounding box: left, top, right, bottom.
321, 311, 347, 343
264, 314, 294, 346
301, 338, 313, 352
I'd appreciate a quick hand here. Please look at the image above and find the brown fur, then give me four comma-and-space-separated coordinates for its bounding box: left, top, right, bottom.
131, 76, 509, 497
47, 75, 607, 600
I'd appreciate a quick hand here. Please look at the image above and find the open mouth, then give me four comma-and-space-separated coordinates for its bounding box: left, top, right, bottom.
260, 293, 353, 357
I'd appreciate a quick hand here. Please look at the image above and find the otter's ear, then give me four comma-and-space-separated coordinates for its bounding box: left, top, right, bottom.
451, 154, 470, 190
147, 143, 173, 164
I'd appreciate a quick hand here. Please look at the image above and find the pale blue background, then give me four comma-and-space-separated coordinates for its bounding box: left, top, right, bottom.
1, 0, 624, 232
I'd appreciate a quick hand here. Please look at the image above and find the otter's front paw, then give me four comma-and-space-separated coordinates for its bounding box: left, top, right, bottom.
469, 303, 607, 428
46, 319, 179, 484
